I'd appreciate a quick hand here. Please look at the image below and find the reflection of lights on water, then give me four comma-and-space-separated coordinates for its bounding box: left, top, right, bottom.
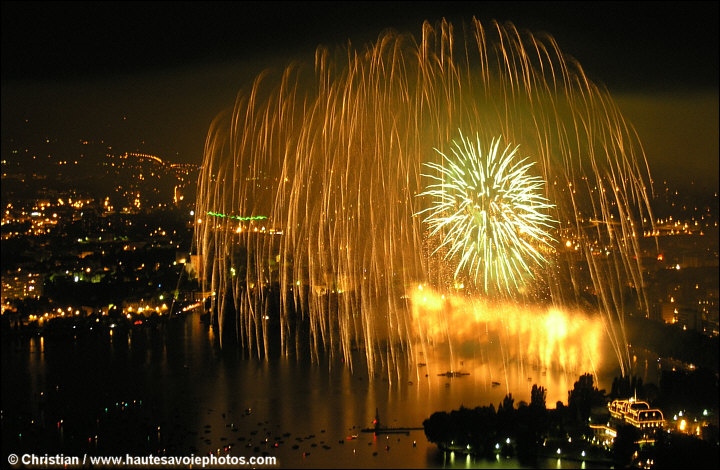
410, 286, 604, 375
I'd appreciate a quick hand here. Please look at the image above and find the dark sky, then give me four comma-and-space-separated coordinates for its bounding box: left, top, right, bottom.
2, 1, 718, 188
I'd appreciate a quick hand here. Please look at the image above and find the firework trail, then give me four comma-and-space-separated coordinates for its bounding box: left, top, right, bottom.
194, 18, 655, 381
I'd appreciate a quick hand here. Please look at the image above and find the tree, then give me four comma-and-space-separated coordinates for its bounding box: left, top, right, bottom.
567, 373, 606, 424
530, 384, 547, 411
611, 375, 645, 398
423, 411, 452, 447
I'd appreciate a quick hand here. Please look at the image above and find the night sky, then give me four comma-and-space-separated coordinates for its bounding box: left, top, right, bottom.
2, 1, 718, 189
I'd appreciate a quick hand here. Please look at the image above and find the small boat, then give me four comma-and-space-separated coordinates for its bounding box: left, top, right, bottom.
438, 371, 470, 378
491, 381, 501, 387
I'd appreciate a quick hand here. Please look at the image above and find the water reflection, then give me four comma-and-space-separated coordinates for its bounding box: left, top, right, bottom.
2, 313, 630, 468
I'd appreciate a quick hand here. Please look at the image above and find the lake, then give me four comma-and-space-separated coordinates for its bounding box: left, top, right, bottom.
2, 312, 649, 468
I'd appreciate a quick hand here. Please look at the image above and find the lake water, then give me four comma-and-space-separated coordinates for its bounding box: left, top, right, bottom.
2, 313, 646, 468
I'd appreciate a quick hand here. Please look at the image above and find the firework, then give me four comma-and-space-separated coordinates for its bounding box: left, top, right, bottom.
416, 132, 557, 297
194, 19, 656, 380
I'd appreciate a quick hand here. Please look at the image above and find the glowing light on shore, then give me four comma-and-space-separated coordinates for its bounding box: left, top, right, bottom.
206, 212, 268, 221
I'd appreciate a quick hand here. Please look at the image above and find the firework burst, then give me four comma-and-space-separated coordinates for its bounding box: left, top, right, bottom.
194, 18, 656, 380
417, 132, 557, 297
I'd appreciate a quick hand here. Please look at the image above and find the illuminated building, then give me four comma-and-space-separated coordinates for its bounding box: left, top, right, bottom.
608, 398, 665, 443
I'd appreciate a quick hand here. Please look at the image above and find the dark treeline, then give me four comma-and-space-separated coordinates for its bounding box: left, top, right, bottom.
423, 373, 719, 468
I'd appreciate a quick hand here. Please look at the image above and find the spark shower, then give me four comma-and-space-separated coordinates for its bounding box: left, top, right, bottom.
194, 18, 656, 383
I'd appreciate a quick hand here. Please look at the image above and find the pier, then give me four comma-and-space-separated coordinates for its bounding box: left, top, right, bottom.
360, 408, 424, 435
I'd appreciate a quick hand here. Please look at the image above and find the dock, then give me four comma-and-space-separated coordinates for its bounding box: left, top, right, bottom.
361, 408, 424, 435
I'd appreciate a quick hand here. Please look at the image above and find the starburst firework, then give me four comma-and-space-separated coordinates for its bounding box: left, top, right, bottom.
417, 132, 557, 296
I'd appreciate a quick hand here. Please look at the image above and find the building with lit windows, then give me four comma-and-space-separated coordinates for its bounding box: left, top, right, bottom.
590, 398, 666, 449
1, 270, 44, 300
608, 398, 665, 443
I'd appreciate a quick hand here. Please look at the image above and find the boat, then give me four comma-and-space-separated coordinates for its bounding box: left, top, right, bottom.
438, 371, 470, 378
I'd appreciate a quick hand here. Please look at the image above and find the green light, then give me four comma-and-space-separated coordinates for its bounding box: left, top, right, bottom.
207, 211, 267, 221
